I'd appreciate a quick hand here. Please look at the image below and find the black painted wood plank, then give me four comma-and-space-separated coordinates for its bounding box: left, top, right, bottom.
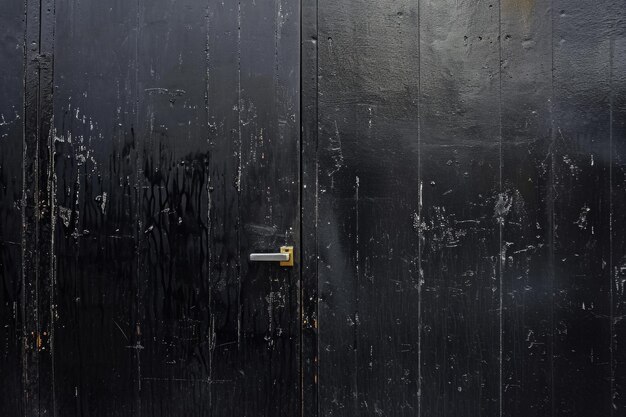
350, 3, 421, 416
207, 0, 301, 415
0, 2, 25, 415
611, 15, 626, 413
206, 0, 242, 414
500, 1, 553, 416
301, 0, 320, 414
551, 2, 614, 416
23, 0, 56, 414
52, 0, 140, 414
37, 1, 56, 414
316, 2, 360, 413
236, 0, 300, 414
419, 1, 501, 416
317, 1, 421, 415
316, 3, 368, 415
135, 0, 211, 415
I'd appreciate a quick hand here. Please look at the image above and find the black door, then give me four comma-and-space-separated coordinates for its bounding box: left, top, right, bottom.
1, 0, 300, 415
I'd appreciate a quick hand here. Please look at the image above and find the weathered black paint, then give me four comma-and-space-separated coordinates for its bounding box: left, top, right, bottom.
315, 1, 626, 417
22, 0, 56, 414
4, 0, 301, 415
301, 0, 320, 414
50, 0, 300, 415
1, 0, 626, 416
0, 1, 25, 414
52, 0, 140, 413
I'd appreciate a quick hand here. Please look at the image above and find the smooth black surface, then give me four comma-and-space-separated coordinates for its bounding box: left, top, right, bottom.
2, 0, 626, 416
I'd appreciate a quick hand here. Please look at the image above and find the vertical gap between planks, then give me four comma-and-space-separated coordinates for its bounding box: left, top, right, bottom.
549, 0, 556, 415
47, 0, 57, 413
22, 0, 57, 413
236, 0, 243, 349
300, 0, 320, 415
133, 0, 143, 413
416, 0, 422, 415
299, 0, 303, 412
497, 1, 503, 416
204, 0, 213, 410
609, 30, 615, 417
314, 1, 320, 415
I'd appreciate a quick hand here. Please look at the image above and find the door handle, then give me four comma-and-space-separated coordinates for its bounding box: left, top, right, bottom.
249, 246, 294, 267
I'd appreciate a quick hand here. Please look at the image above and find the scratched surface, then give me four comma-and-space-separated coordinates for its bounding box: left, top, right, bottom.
0, 1, 24, 413
49, 0, 300, 415
3, 0, 626, 416
315, 0, 626, 416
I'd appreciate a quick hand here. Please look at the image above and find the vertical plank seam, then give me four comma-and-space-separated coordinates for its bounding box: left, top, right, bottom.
299, 0, 303, 414
299, 0, 304, 410
299, 0, 320, 414
236, 0, 243, 349
314, 3, 320, 416
22, 0, 40, 413
353, 173, 359, 413
133, 0, 143, 413
204, 0, 214, 409
22, 0, 57, 413
549, 1, 556, 415
609, 29, 615, 417
45, 1, 57, 414
416, 0, 422, 415
497, 1, 504, 417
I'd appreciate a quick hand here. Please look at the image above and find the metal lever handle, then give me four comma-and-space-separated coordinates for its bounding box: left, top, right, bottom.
249, 253, 289, 262
249, 246, 294, 267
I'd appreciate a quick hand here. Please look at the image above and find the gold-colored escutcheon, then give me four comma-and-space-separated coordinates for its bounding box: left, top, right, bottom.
280, 246, 294, 267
